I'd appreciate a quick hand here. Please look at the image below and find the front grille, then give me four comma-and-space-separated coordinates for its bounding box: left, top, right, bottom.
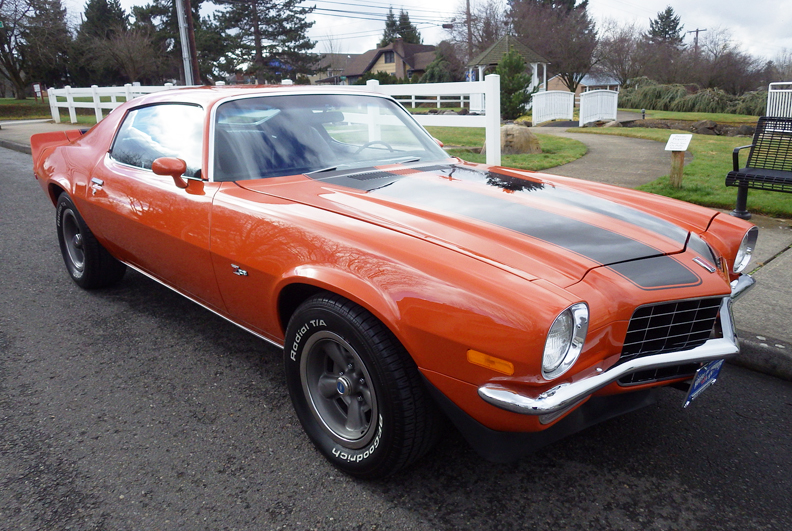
618, 363, 700, 386
620, 297, 722, 363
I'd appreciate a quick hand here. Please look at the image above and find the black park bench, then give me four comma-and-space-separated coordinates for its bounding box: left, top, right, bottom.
725, 116, 792, 219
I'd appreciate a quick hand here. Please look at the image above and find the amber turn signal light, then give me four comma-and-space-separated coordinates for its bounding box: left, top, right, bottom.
467, 349, 515, 376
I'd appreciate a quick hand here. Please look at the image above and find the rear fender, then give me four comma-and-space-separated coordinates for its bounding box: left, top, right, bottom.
30, 130, 85, 172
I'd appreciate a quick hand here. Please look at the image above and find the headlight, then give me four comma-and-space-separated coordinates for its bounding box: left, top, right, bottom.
542, 303, 589, 380
733, 226, 758, 273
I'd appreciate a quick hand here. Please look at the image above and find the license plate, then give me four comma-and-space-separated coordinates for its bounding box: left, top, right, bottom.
683, 359, 724, 408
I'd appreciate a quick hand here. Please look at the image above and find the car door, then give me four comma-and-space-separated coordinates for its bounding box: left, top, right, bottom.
85, 103, 226, 311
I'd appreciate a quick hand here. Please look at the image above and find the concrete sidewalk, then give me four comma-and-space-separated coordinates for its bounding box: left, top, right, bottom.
3, 118, 791, 380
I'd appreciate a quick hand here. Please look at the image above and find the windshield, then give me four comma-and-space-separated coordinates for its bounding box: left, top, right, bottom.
212, 94, 449, 181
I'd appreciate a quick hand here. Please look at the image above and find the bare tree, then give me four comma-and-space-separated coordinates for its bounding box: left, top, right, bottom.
0, 0, 33, 98
93, 29, 163, 83
772, 48, 792, 81
595, 19, 647, 86
695, 28, 765, 94
509, 1, 597, 91
447, 0, 509, 63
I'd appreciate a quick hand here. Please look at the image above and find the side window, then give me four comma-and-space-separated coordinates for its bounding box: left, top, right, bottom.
110, 104, 204, 177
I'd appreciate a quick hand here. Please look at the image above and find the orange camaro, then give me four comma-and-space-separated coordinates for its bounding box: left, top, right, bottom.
31, 86, 758, 478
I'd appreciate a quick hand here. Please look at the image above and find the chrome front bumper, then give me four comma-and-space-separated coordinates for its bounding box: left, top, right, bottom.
478, 274, 756, 416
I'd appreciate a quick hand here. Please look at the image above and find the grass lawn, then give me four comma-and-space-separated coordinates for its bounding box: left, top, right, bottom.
0, 97, 103, 124
576, 127, 792, 218
426, 126, 587, 172
619, 108, 759, 124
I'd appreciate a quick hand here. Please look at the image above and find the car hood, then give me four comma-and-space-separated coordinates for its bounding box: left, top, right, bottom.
236, 161, 714, 288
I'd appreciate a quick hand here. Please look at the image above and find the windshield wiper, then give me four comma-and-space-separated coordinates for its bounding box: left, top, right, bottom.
384, 157, 420, 165
305, 166, 338, 175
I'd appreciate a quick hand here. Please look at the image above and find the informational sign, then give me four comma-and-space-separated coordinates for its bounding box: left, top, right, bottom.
665, 134, 693, 152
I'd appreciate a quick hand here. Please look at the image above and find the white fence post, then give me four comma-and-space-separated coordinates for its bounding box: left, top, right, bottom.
91, 85, 103, 123
48, 88, 60, 123
484, 74, 501, 166
124, 83, 133, 103
65, 86, 77, 124
578, 90, 619, 127
767, 82, 792, 118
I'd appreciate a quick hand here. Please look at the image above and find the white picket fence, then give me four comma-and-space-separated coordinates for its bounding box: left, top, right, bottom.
767, 82, 792, 118
531, 91, 575, 125
578, 90, 619, 127
366, 75, 502, 166
48, 83, 177, 124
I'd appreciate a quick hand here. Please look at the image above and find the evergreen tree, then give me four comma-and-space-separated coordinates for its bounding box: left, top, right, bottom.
22, 0, 72, 87
215, 0, 316, 83
379, 8, 398, 48
647, 6, 684, 47
130, 0, 229, 84
397, 10, 421, 44
81, 0, 128, 38
379, 8, 421, 47
496, 46, 531, 119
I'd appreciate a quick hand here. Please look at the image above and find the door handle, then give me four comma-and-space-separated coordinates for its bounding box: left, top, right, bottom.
90, 177, 104, 195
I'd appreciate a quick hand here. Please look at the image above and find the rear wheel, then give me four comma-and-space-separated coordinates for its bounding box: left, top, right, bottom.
56, 193, 126, 289
284, 293, 440, 478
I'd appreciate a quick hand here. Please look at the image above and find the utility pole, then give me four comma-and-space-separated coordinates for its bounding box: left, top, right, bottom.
687, 28, 707, 56
184, 0, 201, 85
466, 0, 472, 64
175, 0, 194, 85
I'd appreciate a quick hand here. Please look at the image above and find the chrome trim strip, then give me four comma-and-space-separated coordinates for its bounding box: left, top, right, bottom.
478, 279, 752, 415
122, 262, 285, 350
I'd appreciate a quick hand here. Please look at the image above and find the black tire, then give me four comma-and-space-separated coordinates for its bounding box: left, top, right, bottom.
56, 193, 126, 289
284, 293, 440, 478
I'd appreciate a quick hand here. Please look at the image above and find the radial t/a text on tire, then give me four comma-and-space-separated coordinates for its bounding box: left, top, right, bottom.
284, 293, 440, 478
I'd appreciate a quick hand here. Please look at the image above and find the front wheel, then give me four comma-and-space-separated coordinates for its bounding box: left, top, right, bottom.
284, 294, 440, 478
56, 193, 126, 289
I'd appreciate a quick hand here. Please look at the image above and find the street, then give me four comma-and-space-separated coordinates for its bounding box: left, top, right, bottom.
1, 147, 791, 530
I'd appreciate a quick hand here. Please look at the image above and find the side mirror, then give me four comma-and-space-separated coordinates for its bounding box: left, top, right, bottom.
152, 157, 189, 189
432, 137, 444, 148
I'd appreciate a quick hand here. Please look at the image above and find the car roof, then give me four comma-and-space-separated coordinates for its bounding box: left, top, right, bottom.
129, 84, 385, 108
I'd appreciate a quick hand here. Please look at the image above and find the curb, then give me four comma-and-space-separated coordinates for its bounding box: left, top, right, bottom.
731, 333, 792, 381
0, 139, 30, 155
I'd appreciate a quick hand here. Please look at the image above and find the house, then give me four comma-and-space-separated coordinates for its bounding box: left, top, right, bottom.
540, 74, 621, 94
338, 39, 436, 84
466, 35, 549, 91
310, 53, 359, 85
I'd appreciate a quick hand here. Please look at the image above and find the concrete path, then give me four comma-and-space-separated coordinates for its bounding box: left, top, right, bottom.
531, 128, 690, 188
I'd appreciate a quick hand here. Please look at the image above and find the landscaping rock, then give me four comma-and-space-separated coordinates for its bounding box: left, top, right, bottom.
737, 124, 756, 136
603, 120, 622, 128
482, 124, 542, 155
457, 107, 469, 115
691, 120, 720, 135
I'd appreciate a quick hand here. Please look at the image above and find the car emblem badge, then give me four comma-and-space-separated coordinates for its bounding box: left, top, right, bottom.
231, 264, 248, 276
692, 257, 717, 273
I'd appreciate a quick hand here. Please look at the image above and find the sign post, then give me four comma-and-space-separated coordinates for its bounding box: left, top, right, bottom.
665, 134, 692, 188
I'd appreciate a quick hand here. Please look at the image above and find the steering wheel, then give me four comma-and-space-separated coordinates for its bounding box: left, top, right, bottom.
353, 141, 395, 155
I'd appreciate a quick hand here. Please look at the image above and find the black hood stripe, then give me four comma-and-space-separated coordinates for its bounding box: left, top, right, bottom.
316, 163, 700, 289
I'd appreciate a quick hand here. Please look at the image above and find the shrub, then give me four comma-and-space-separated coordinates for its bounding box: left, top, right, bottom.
670, 88, 735, 113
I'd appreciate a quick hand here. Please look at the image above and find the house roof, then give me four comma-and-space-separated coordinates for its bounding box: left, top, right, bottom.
313, 53, 358, 71
341, 39, 436, 78
580, 73, 620, 86
467, 35, 548, 68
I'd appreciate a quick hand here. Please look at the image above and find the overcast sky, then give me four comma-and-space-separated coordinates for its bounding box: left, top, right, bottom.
65, 0, 792, 62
